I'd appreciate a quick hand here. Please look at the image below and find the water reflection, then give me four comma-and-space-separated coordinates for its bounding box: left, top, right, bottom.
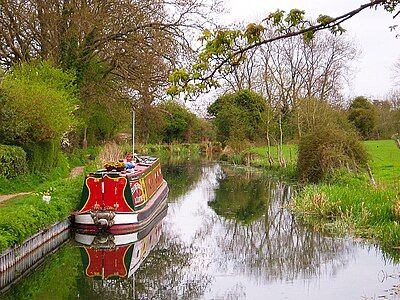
208, 166, 352, 283
162, 159, 202, 201
2, 162, 400, 299
74, 209, 167, 299
0, 230, 70, 294
134, 164, 400, 299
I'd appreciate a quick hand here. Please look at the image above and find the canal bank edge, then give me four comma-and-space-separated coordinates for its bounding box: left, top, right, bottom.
236, 140, 400, 256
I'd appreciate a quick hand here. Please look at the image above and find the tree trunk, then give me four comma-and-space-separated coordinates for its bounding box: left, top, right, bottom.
278, 114, 286, 168
82, 126, 88, 150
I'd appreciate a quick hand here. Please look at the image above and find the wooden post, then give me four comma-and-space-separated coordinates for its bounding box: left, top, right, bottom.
366, 163, 376, 187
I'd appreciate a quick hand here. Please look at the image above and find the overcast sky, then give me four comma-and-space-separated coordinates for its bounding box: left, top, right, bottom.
221, 0, 400, 100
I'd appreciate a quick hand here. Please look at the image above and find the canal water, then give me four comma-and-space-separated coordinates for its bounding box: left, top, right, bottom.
1, 161, 400, 299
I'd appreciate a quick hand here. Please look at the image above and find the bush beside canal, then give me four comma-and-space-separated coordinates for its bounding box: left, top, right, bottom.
0, 146, 99, 195
228, 140, 400, 250
292, 140, 400, 251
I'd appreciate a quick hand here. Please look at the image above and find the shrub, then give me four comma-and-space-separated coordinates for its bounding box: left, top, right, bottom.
0, 144, 28, 179
0, 61, 78, 173
0, 61, 77, 144
297, 125, 368, 183
207, 89, 270, 146
348, 96, 377, 139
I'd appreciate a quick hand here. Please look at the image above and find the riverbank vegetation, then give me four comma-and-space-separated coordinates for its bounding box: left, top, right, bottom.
292, 140, 400, 252
0, 0, 399, 256
0, 175, 82, 252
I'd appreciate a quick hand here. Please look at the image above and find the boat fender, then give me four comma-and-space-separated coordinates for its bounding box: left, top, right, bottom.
90, 210, 116, 229
98, 219, 109, 227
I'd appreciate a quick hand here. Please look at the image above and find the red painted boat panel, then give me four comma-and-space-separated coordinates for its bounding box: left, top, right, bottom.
85, 246, 129, 278
80, 177, 102, 213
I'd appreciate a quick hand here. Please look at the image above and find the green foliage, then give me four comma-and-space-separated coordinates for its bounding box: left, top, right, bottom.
86, 106, 122, 144
0, 146, 97, 195
0, 144, 27, 179
0, 61, 77, 144
297, 125, 368, 183
292, 139, 400, 251
25, 140, 69, 174
0, 175, 83, 252
292, 175, 399, 250
159, 101, 197, 143
293, 98, 349, 137
0, 61, 78, 173
67, 146, 100, 168
169, 2, 394, 96
140, 101, 213, 144
208, 90, 269, 147
348, 96, 377, 139
136, 143, 201, 161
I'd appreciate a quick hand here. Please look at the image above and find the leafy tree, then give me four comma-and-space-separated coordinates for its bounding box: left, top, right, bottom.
0, 61, 77, 171
158, 101, 198, 143
208, 90, 269, 146
348, 96, 377, 139
0, 0, 213, 147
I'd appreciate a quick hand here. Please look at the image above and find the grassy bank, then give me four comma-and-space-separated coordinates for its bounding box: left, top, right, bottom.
221, 144, 298, 180
231, 140, 400, 251
291, 140, 400, 252
0, 147, 100, 252
0, 175, 83, 252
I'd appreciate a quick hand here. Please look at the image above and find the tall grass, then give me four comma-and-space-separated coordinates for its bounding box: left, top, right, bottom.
292, 140, 400, 252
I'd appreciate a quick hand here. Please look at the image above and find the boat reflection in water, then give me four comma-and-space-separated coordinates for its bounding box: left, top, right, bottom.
74, 208, 167, 298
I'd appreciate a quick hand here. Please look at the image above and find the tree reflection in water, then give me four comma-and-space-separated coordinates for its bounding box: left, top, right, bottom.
133, 163, 356, 299
208, 165, 353, 284
2, 163, 398, 299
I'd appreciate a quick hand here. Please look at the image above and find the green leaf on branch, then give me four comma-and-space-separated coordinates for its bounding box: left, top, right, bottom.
317, 15, 334, 25
268, 9, 285, 26
285, 9, 306, 26
244, 23, 265, 43
303, 30, 315, 43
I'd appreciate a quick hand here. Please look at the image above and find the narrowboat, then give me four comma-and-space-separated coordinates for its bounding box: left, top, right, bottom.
75, 208, 166, 281
73, 155, 168, 234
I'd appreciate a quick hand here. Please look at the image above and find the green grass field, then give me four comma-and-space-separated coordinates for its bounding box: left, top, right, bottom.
249, 140, 399, 183
364, 140, 400, 184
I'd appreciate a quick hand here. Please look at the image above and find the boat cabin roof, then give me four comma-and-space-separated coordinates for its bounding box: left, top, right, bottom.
93, 156, 159, 179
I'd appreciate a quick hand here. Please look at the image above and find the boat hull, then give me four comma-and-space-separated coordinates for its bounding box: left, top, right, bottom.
74, 180, 168, 234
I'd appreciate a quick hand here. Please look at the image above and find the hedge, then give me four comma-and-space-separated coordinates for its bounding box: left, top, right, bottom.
0, 144, 28, 179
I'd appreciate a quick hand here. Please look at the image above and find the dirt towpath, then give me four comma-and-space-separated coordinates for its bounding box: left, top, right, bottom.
0, 192, 32, 204
0, 166, 85, 205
